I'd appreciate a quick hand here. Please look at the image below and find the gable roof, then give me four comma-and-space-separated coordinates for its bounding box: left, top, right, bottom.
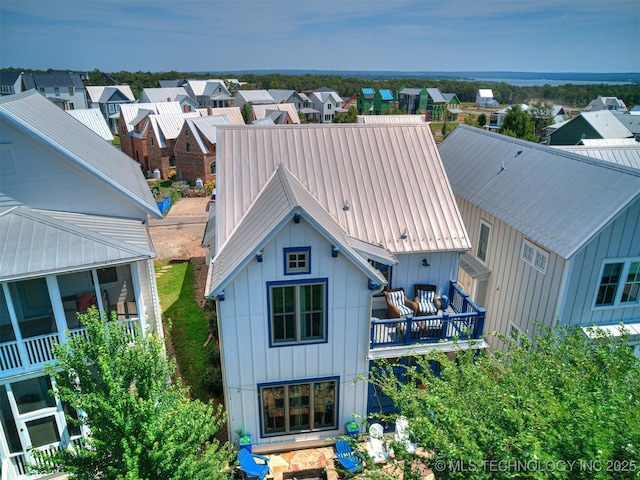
22, 72, 84, 90
378, 89, 394, 101
120, 102, 183, 134
426, 88, 446, 103
550, 110, 633, 141
85, 85, 135, 103
614, 113, 640, 134
0, 71, 21, 85
251, 103, 301, 124
186, 115, 230, 153
0, 206, 155, 281
0, 91, 161, 219
439, 125, 640, 259
235, 90, 275, 104
140, 87, 190, 104
478, 89, 493, 98
399, 88, 422, 95
148, 112, 202, 147
267, 89, 297, 103
207, 164, 388, 295
66, 108, 114, 141
357, 115, 425, 124
309, 91, 342, 104
197, 106, 245, 125
215, 124, 470, 255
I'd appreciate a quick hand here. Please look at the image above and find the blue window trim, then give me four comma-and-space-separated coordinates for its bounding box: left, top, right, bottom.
283, 247, 311, 275
257, 375, 340, 439
266, 278, 329, 348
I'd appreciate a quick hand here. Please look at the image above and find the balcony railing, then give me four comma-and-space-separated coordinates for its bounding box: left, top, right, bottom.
370, 282, 486, 350
0, 318, 141, 375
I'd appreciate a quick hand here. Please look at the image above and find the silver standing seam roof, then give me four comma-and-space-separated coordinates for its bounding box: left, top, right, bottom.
66, 108, 114, 141
553, 144, 640, 171
0, 91, 161, 219
0, 206, 155, 281
215, 124, 470, 255
439, 125, 640, 259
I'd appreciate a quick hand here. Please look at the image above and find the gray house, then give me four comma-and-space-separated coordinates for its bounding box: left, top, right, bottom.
439, 125, 640, 352
22, 71, 88, 110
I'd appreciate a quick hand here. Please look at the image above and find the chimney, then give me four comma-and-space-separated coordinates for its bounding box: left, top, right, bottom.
167, 97, 171, 102
184, 104, 189, 113
207, 106, 213, 116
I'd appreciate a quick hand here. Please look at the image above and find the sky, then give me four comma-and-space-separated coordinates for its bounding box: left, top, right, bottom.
1, 0, 638, 74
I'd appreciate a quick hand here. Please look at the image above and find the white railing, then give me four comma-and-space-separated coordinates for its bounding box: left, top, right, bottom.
0, 317, 142, 375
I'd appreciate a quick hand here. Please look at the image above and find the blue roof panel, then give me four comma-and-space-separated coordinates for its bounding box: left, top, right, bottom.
380, 90, 393, 101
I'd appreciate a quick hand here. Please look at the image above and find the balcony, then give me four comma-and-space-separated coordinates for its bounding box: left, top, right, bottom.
369, 281, 487, 357
0, 317, 142, 376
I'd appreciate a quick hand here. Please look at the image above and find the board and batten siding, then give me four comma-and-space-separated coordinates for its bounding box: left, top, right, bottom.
559, 197, 640, 326
135, 259, 162, 336
217, 219, 372, 447
455, 196, 567, 349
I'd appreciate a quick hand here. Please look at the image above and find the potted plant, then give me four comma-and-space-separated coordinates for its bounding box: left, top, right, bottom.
345, 419, 359, 437
236, 428, 252, 452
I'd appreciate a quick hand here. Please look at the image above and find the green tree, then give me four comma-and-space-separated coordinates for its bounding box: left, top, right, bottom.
241, 103, 251, 124
33, 309, 233, 480
500, 104, 538, 142
528, 102, 555, 137
369, 325, 640, 479
477, 113, 487, 128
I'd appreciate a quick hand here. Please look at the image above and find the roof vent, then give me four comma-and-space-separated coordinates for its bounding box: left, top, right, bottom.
342, 201, 350, 211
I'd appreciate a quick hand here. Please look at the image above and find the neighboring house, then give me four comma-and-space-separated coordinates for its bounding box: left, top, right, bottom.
584, 95, 628, 113
443, 93, 462, 122
22, 72, 88, 110
251, 103, 301, 124
424, 88, 446, 122
0, 71, 22, 96
374, 89, 395, 115
486, 104, 530, 132
357, 114, 425, 124
267, 90, 309, 111
613, 112, 640, 142
139, 87, 198, 112
233, 90, 276, 110
307, 89, 344, 123
476, 88, 498, 108
205, 124, 486, 452
0, 91, 163, 478
439, 125, 640, 353
146, 112, 202, 181
171, 106, 244, 184
119, 102, 184, 172
66, 108, 115, 141
357, 87, 375, 114
397, 87, 426, 115
184, 79, 234, 109
85, 85, 136, 132
546, 110, 633, 145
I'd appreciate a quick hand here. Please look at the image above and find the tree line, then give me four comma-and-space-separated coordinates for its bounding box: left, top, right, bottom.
6, 67, 640, 109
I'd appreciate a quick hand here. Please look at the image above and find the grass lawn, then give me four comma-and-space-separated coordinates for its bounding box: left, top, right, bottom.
155, 261, 210, 402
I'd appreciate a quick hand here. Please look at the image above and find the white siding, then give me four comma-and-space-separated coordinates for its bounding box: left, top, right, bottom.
456, 196, 567, 349
560, 197, 640, 326
218, 220, 372, 447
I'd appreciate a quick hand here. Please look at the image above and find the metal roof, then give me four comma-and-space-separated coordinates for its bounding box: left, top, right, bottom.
235, 90, 275, 104
148, 112, 201, 147
85, 85, 135, 103
309, 91, 342, 104
575, 110, 633, 139
439, 125, 640, 259
478, 89, 493, 98
459, 253, 491, 279
66, 108, 114, 141
207, 165, 387, 295
553, 144, 640, 171
119, 102, 183, 134
267, 89, 296, 103
22, 72, 84, 89
379, 90, 394, 101
186, 115, 230, 153
202, 80, 230, 98
0, 206, 155, 281
399, 88, 422, 95
357, 115, 425, 124
426, 88, 446, 103
140, 87, 189, 104
215, 124, 470, 255
197, 106, 245, 126
252, 103, 300, 124
0, 91, 161, 219
0, 71, 21, 85
614, 113, 640, 134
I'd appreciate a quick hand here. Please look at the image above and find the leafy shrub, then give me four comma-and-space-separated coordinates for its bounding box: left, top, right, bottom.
202, 367, 223, 395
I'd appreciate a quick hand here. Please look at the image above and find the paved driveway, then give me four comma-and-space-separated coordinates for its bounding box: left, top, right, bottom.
149, 197, 210, 260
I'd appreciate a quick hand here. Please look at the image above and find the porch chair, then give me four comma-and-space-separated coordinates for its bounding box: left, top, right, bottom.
334, 439, 365, 474
383, 288, 418, 318
413, 284, 441, 316
394, 416, 417, 454
237, 449, 270, 480
366, 423, 391, 464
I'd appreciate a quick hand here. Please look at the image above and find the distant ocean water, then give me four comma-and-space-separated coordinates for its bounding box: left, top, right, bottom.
470, 77, 633, 87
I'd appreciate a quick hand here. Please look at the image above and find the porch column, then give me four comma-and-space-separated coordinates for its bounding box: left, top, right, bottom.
46, 276, 68, 344
130, 261, 147, 334
1, 283, 28, 371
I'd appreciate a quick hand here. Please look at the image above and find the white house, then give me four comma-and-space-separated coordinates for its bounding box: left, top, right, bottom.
584, 95, 628, 113
475, 89, 498, 108
205, 124, 487, 453
439, 125, 640, 352
233, 90, 276, 110
307, 90, 344, 123
0, 91, 163, 478
85, 85, 135, 132
22, 72, 88, 110
184, 79, 234, 109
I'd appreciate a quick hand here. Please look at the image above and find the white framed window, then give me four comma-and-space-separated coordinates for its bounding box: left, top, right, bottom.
477, 220, 491, 262
508, 322, 526, 347
54, 87, 60, 96
521, 239, 548, 274
267, 279, 327, 346
284, 247, 310, 275
594, 259, 640, 307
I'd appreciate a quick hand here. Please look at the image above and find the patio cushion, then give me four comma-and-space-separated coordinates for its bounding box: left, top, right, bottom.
417, 289, 437, 315
388, 290, 413, 316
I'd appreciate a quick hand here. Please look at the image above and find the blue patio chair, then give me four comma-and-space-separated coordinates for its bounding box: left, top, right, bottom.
237, 449, 270, 480
335, 439, 365, 474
